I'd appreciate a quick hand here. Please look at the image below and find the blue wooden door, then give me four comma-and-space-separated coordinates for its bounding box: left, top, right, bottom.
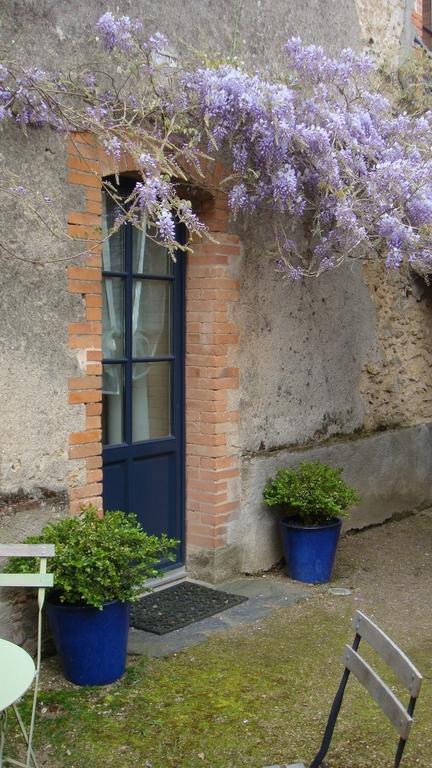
102, 185, 185, 566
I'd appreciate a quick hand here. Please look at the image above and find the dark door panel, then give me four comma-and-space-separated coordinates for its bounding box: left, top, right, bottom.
130, 452, 177, 538
102, 182, 185, 567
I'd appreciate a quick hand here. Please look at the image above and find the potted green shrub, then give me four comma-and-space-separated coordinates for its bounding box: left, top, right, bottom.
7, 506, 178, 685
263, 460, 360, 584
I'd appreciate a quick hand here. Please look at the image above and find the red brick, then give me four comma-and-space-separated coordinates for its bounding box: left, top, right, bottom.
68, 170, 101, 188
68, 266, 101, 281
186, 377, 239, 391
86, 187, 102, 202
68, 211, 101, 226
87, 350, 103, 361
70, 483, 102, 500
68, 280, 102, 295
86, 200, 103, 215
87, 469, 103, 483
68, 323, 102, 336
68, 390, 102, 404
68, 136, 99, 159
201, 457, 238, 470
68, 335, 101, 350
86, 455, 103, 469
192, 500, 238, 515
67, 223, 100, 241
85, 295, 103, 308
67, 155, 100, 173
69, 442, 101, 459
188, 254, 228, 266
69, 430, 102, 445
186, 455, 202, 468
187, 344, 228, 356
86, 402, 102, 416
84, 253, 102, 268
187, 443, 227, 458
198, 467, 239, 482
185, 433, 226, 447
86, 362, 102, 375
86, 414, 101, 430
86, 307, 102, 322
188, 492, 228, 506
186, 355, 229, 368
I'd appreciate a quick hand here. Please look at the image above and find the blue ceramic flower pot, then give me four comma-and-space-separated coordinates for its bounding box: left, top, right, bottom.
46, 598, 130, 686
279, 517, 342, 584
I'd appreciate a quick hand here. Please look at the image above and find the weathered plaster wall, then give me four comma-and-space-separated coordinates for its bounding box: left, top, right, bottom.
238, 252, 377, 453
0, 126, 85, 496
1, 1, 361, 73
354, 0, 408, 61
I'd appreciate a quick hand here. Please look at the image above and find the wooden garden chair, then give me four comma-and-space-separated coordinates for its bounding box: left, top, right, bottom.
264, 610, 423, 768
0, 544, 55, 768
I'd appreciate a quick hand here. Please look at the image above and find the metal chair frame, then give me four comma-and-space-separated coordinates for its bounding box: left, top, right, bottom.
265, 610, 423, 768
0, 544, 55, 768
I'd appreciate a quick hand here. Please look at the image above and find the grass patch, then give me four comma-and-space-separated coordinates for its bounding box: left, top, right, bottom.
9, 598, 431, 768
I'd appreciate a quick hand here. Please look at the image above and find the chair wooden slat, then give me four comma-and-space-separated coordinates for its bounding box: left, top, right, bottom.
352, 611, 423, 697
0, 544, 55, 558
343, 646, 412, 739
0, 574, 54, 588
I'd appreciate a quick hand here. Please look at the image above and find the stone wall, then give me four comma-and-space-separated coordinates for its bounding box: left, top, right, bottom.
360, 263, 432, 431
354, 0, 409, 61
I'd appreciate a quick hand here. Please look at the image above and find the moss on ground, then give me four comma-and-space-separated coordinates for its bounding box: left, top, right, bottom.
9, 596, 432, 768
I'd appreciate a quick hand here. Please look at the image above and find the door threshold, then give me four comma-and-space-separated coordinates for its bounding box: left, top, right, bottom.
144, 566, 188, 592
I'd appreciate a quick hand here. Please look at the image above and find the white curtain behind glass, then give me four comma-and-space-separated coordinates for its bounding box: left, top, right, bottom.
132, 225, 167, 441
102, 195, 123, 443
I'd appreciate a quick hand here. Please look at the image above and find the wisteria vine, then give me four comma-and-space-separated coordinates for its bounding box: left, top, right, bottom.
1, 11, 432, 278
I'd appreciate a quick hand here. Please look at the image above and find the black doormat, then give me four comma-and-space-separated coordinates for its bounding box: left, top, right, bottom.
130, 581, 248, 635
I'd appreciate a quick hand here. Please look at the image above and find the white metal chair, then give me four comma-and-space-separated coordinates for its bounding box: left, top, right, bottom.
264, 610, 423, 768
0, 544, 55, 768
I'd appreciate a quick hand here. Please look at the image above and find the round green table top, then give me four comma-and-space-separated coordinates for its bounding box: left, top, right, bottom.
0, 638, 35, 711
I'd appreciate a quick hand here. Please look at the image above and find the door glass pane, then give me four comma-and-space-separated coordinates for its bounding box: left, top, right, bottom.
102, 193, 125, 272
102, 364, 124, 445
132, 280, 171, 358
103, 278, 125, 359
132, 362, 171, 441
133, 225, 172, 275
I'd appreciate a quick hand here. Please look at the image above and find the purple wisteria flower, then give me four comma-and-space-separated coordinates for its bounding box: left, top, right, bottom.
96, 12, 135, 51
4, 13, 432, 277
135, 176, 170, 212
157, 209, 176, 243
103, 136, 122, 162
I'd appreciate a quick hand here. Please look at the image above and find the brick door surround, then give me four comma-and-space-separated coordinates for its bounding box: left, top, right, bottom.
66, 135, 241, 580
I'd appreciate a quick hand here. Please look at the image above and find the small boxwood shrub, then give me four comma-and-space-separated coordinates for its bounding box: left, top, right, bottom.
263, 460, 360, 526
6, 506, 178, 608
